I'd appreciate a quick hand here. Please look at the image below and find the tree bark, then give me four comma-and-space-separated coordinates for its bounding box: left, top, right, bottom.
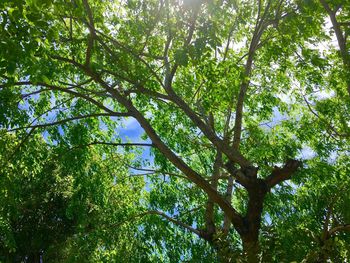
242, 238, 260, 263
239, 178, 268, 263
215, 242, 233, 263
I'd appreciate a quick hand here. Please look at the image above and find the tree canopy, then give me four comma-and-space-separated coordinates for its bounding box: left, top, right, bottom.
0, 131, 147, 261
0, 0, 349, 262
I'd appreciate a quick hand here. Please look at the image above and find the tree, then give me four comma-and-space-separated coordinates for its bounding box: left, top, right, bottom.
0, 0, 349, 262
0, 131, 147, 262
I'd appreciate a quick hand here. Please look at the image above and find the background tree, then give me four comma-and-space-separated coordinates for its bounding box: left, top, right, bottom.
0, 0, 349, 262
0, 130, 147, 262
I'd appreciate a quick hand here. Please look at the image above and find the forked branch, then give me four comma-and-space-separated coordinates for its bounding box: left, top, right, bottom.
265, 159, 302, 189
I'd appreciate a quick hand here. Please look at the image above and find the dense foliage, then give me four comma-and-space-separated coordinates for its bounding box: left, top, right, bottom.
0, 0, 349, 262
0, 131, 147, 262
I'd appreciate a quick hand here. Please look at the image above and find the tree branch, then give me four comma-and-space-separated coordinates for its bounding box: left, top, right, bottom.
7, 113, 130, 132
71, 141, 154, 150
113, 209, 203, 238
232, 2, 269, 150
328, 224, 350, 236
128, 165, 187, 180
223, 176, 234, 235
145, 210, 203, 237
52, 50, 246, 231
88, 141, 153, 147
319, 0, 350, 95
127, 86, 170, 101
302, 94, 348, 139
2, 80, 117, 114
95, 32, 165, 88
82, 0, 96, 66
204, 153, 222, 238
265, 159, 302, 189
5, 128, 36, 162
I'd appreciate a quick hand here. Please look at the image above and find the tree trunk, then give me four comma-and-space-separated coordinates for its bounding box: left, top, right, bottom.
240, 178, 268, 263
213, 239, 234, 263
27, 252, 41, 263
242, 238, 260, 263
